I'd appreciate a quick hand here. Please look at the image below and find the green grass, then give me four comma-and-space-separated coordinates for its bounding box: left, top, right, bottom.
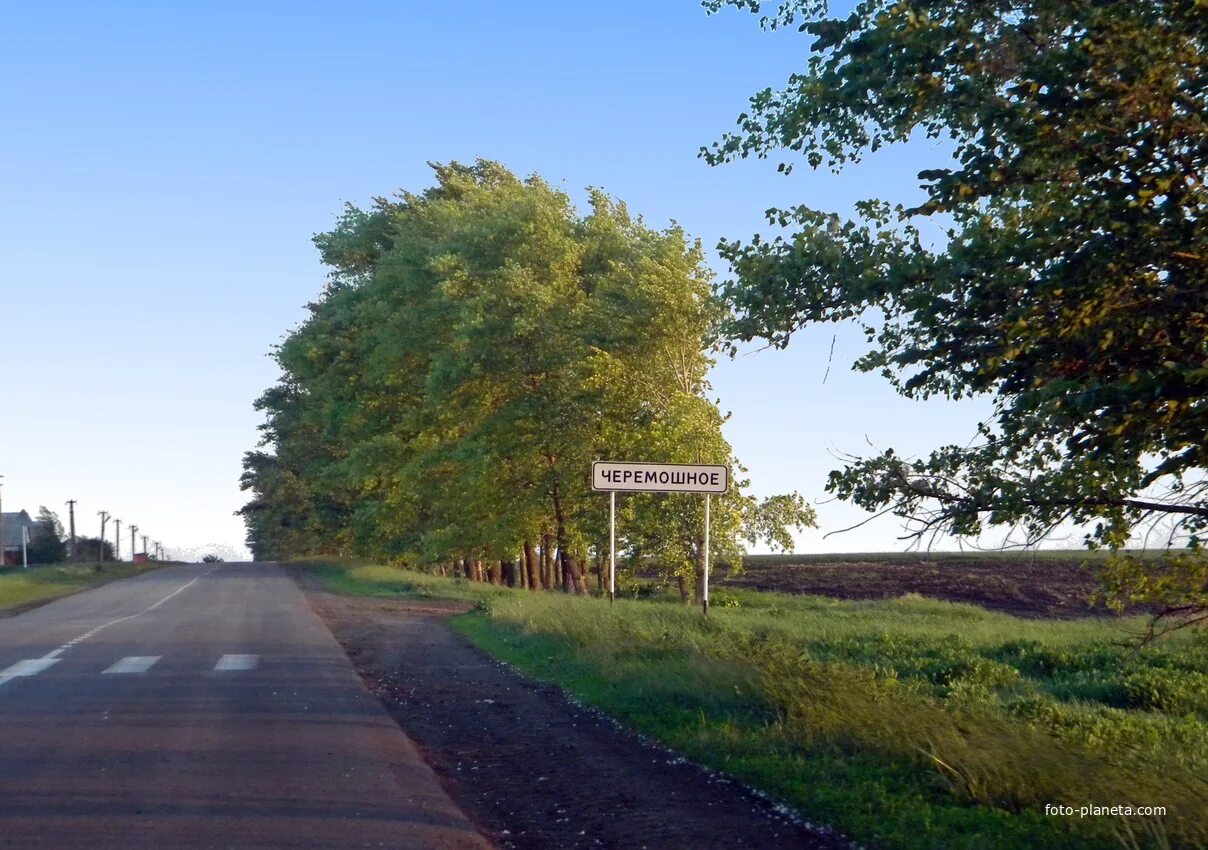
0, 561, 171, 611
302, 559, 510, 604
300, 560, 1208, 850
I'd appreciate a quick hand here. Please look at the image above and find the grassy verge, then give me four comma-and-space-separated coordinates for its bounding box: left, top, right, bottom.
0, 561, 172, 612
301, 560, 1208, 850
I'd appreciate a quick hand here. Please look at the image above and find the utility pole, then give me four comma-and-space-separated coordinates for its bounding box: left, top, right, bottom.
130, 525, 138, 561
141, 534, 148, 556
98, 511, 110, 561
66, 499, 77, 561
114, 519, 121, 560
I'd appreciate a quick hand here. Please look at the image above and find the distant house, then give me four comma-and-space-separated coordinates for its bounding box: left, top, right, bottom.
2, 511, 44, 566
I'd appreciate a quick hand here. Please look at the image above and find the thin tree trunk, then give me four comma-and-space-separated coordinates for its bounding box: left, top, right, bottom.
462, 558, 473, 580
595, 550, 603, 595
541, 533, 554, 590
573, 551, 589, 594
677, 573, 690, 604
560, 548, 574, 593
524, 540, 542, 591
556, 548, 588, 596
550, 483, 579, 594
488, 559, 502, 585
501, 559, 516, 587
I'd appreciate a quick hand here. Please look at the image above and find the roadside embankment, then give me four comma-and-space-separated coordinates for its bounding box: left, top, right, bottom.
0, 561, 175, 616
299, 559, 1208, 850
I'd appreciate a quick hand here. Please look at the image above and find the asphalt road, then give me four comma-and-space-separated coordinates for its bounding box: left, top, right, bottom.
0, 562, 491, 849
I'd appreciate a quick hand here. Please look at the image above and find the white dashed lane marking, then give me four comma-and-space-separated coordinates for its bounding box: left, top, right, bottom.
1, 651, 267, 688
103, 656, 162, 674
0, 658, 61, 686
0, 566, 219, 694
214, 654, 260, 671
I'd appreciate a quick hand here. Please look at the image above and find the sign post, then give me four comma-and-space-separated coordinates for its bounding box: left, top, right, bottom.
609, 491, 616, 602
591, 461, 729, 614
703, 491, 710, 613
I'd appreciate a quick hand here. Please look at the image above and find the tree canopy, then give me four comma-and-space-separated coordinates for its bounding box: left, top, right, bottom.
241, 160, 814, 596
705, 0, 1207, 629
27, 506, 68, 564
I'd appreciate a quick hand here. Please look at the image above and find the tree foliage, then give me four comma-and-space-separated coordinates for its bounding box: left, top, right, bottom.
73, 536, 116, 562
241, 160, 814, 595
705, 0, 1208, 629
27, 506, 68, 564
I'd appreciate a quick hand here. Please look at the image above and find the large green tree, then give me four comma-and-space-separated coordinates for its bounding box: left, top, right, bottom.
705, 1, 1207, 629
241, 161, 814, 593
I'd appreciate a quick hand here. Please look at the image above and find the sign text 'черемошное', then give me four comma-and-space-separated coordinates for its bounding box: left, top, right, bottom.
591, 461, 728, 494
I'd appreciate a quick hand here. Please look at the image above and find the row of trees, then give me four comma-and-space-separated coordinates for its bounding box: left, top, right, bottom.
239, 161, 814, 598
244, 1, 1204, 628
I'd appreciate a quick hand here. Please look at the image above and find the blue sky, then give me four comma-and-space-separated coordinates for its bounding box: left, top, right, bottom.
1, 1, 1001, 558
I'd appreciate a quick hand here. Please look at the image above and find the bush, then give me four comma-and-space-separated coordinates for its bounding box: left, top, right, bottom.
1121, 669, 1208, 717
25, 529, 67, 564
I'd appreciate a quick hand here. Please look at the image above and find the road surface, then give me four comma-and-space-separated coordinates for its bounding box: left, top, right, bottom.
0, 562, 490, 849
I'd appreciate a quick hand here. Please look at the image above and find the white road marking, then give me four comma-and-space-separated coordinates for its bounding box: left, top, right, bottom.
0, 567, 219, 695
0, 658, 60, 677
102, 656, 161, 675
0, 658, 61, 688
214, 654, 260, 671
42, 566, 219, 661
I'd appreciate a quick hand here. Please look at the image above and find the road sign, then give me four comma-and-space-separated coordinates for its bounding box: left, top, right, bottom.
594, 460, 728, 615
592, 461, 728, 494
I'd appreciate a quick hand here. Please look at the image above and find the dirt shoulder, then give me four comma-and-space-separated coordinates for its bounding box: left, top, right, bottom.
301, 585, 848, 850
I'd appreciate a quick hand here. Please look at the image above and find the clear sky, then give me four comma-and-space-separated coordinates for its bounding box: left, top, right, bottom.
2, 1, 1004, 559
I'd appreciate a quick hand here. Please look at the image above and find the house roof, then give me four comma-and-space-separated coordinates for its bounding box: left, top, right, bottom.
2, 511, 38, 549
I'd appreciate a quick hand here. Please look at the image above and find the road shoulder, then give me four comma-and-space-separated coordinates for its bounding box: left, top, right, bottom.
300, 584, 846, 850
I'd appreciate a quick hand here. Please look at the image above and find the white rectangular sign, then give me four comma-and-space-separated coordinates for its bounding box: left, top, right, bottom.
592, 461, 728, 494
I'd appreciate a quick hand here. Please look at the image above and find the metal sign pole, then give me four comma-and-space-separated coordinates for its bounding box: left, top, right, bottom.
702, 493, 710, 615
609, 491, 616, 603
